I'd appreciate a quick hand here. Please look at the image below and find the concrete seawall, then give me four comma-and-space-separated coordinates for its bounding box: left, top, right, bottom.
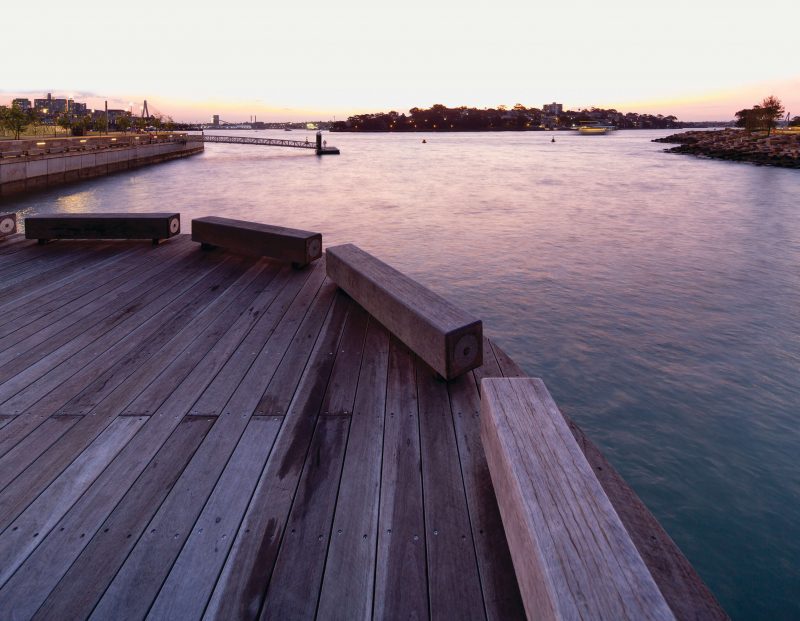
0, 135, 204, 198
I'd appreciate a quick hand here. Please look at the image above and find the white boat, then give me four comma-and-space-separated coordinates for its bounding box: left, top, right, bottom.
576, 121, 616, 135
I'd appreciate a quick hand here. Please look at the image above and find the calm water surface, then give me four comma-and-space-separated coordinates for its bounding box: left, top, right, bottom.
5, 129, 799, 619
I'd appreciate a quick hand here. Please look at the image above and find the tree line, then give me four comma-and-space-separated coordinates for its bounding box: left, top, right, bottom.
330, 104, 683, 132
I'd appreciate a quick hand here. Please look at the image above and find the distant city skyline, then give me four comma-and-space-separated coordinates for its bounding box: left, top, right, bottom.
4, 0, 798, 123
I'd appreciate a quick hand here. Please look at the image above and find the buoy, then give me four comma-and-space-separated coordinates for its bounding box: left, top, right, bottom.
551, 137, 556, 143
422, 139, 427, 144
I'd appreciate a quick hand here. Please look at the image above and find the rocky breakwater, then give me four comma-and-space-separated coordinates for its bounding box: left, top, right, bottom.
654, 129, 800, 168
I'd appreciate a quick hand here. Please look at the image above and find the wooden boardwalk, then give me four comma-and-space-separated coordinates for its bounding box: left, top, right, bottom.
0, 234, 522, 620
0, 234, 724, 620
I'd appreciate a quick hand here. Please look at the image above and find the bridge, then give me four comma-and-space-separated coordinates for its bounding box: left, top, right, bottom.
200, 134, 340, 155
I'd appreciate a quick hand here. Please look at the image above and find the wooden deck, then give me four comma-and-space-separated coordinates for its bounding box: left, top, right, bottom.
0, 234, 725, 620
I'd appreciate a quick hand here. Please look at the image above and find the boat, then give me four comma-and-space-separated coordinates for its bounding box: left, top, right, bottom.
576, 121, 616, 135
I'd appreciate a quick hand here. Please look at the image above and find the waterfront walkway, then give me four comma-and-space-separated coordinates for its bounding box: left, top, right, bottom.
0, 235, 723, 619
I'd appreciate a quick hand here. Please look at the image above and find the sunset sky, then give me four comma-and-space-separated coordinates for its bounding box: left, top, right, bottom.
3, 0, 798, 123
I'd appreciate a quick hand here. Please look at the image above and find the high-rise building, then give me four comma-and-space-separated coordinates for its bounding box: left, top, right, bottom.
12, 98, 31, 111
542, 102, 563, 116
213, 115, 220, 126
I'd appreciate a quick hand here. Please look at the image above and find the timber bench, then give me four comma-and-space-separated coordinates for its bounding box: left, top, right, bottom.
481, 377, 676, 621
25, 213, 181, 245
326, 243, 482, 380
191, 216, 322, 269
0, 213, 17, 239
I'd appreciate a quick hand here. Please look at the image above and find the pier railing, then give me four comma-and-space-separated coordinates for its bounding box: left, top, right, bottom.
200, 135, 318, 150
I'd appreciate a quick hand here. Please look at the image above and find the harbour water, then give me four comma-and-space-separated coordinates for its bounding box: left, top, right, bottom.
4, 128, 799, 619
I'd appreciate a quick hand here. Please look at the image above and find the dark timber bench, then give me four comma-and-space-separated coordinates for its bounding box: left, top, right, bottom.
326, 243, 482, 380
0, 213, 17, 239
481, 377, 676, 621
25, 213, 180, 245
191, 216, 322, 269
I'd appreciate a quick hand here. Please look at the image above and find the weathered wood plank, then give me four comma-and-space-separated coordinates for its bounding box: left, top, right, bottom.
260, 415, 351, 620
447, 354, 525, 619
85, 269, 328, 617
0, 415, 81, 491
202, 294, 351, 621
481, 377, 675, 621
0, 250, 231, 415
146, 416, 283, 621
316, 318, 390, 619
25, 212, 180, 243
326, 243, 482, 379
0, 415, 145, 588
416, 356, 485, 619
23, 415, 216, 621
0, 257, 273, 519
192, 216, 322, 267
0, 244, 130, 317
0, 236, 195, 377
188, 260, 326, 417
373, 337, 428, 620
0, 241, 157, 326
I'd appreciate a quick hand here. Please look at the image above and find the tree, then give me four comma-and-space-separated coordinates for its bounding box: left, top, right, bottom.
57, 113, 73, 136
789, 116, 800, 127
759, 96, 784, 136
116, 115, 132, 133
0, 103, 29, 139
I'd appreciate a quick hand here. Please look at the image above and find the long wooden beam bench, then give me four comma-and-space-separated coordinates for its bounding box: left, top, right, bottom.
481, 377, 676, 621
191, 216, 322, 268
25, 213, 180, 245
326, 243, 482, 380
0, 213, 17, 239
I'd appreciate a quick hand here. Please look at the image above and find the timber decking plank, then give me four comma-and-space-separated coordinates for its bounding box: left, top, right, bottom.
447, 366, 526, 619
86, 267, 327, 617
0, 259, 275, 516
119, 260, 309, 417
0, 245, 131, 323
25, 254, 251, 416
0, 415, 81, 491
416, 356, 486, 620
315, 302, 370, 417
260, 416, 351, 620
0, 250, 232, 415
56, 261, 278, 415
0, 416, 146, 588
24, 415, 216, 621
189, 260, 326, 417
373, 337, 429, 620
0, 261, 286, 604
0, 237, 197, 381
202, 294, 351, 621
0, 243, 153, 336
146, 416, 283, 621
0, 243, 117, 293
316, 318, 390, 620
10, 282, 290, 616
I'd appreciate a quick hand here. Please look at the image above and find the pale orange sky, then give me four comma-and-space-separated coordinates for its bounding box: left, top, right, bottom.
3, 0, 798, 123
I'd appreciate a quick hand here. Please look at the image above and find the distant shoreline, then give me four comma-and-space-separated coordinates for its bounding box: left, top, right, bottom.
655, 129, 800, 169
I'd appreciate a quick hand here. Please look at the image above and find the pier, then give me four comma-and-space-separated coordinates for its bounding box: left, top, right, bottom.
0, 222, 724, 619
202, 134, 340, 155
